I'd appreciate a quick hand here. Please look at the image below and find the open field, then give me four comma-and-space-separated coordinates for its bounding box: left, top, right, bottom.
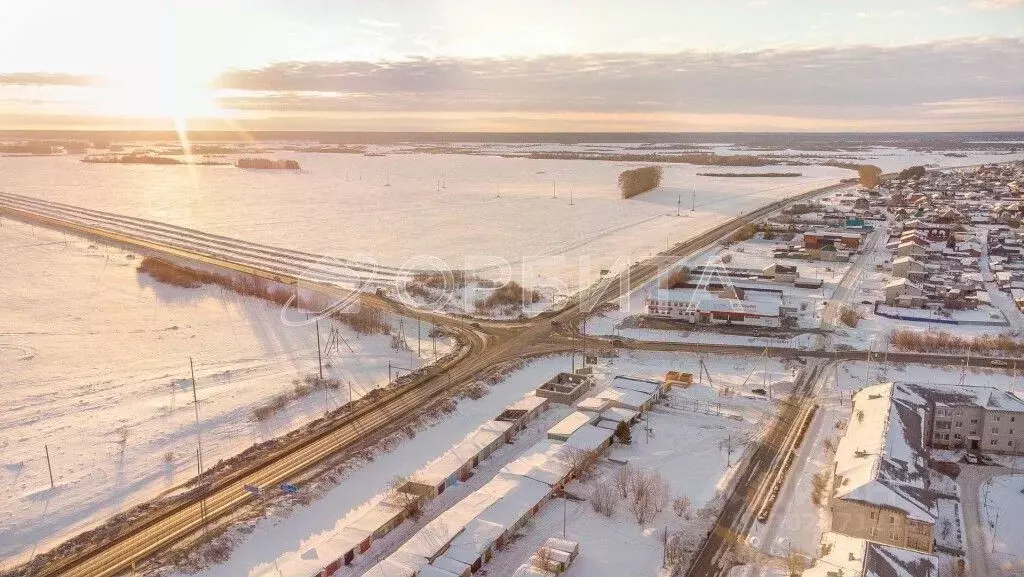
0, 152, 852, 297
0, 219, 452, 566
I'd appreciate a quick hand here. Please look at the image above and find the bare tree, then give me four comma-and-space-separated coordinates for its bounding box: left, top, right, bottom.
786, 550, 808, 576
615, 464, 636, 499
651, 472, 671, 513
629, 481, 657, 524
387, 475, 423, 519
563, 446, 602, 482
673, 496, 692, 519
665, 533, 686, 565
590, 483, 617, 517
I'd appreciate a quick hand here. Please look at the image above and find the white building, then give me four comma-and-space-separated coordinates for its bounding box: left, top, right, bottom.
645, 288, 781, 327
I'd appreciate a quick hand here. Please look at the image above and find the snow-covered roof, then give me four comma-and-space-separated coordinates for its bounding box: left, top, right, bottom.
349, 499, 408, 535
834, 383, 936, 523
431, 555, 470, 575
412, 420, 512, 485
576, 396, 611, 413
548, 411, 596, 438
441, 518, 505, 565
602, 406, 639, 423
595, 387, 652, 410
564, 424, 614, 452
804, 533, 937, 577
892, 255, 924, 266
609, 375, 662, 395
507, 394, 548, 413
500, 439, 572, 487
476, 473, 551, 529
361, 557, 420, 577
903, 382, 1024, 412
418, 565, 460, 577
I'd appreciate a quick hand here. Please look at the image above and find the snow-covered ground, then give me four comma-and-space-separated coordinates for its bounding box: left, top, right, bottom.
0, 219, 453, 566
0, 152, 853, 297
174, 350, 794, 577
980, 473, 1024, 571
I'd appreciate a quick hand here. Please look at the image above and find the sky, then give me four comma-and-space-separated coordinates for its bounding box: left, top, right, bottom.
0, 0, 1022, 132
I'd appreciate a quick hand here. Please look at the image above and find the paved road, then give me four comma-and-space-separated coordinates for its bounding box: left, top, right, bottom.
981, 242, 1024, 335
686, 222, 887, 577
959, 464, 1024, 577
0, 182, 847, 577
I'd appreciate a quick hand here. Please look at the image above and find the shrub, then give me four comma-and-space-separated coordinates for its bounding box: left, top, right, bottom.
811, 472, 829, 506
720, 253, 733, 264
618, 165, 663, 199
475, 281, 541, 312
723, 224, 756, 245
659, 266, 690, 289
614, 421, 632, 444
590, 484, 617, 517
673, 496, 692, 519
137, 257, 207, 288
334, 306, 391, 336
839, 307, 860, 328
890, 328, 1024, 356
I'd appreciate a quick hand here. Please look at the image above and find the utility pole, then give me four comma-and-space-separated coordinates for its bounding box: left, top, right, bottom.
581, 316, 587, 367
677, 194, 681, 217
552, 180, 556, 199
44, 444, 54, 489
727, 433, 732, 467
692, 189, 696, 211
190, 358, 208, 535
569, 188, 574, 206
190, 358, 203, 475
662, 526, 667, 568
316, 320, 323, 380
562, 489, 567, 538
418, 318, 422, 357
389, 361, 392, 384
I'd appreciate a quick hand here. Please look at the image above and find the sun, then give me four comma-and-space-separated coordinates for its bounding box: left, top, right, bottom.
96, 69, 221, 121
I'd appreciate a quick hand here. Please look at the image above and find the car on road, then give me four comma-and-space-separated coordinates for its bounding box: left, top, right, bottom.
861, 300, 872, 305
990, 359, 1009, 367
964, 453, 979, 464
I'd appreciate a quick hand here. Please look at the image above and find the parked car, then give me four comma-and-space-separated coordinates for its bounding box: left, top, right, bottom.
990, 359, 1009, 367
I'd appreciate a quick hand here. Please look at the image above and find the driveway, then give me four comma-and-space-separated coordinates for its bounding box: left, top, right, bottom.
957, 464, 1023, 577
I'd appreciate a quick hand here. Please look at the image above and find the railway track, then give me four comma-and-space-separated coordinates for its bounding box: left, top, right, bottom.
0, 179, 854, 576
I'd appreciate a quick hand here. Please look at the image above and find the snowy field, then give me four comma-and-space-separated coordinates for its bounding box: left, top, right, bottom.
172, 350, 793, 577
0, 152, 851, 297
980, 474, 1024, 571
0, 219, 453, 566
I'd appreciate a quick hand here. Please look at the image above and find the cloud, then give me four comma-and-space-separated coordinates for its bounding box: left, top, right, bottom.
970, 0, 1024, 9
0, 72, 97, 86
213, 38, 1024, 121
358, 18, 401, 28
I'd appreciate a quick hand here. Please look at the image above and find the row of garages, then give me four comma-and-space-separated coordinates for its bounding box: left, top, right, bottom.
361, 375, 666, 577
279, 393, 551, 576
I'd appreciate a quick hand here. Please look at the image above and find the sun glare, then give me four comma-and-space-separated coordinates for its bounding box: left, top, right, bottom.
97, 70, 220, 121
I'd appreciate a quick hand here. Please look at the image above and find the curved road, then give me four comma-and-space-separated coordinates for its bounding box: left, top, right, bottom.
0, 179, 920, 577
